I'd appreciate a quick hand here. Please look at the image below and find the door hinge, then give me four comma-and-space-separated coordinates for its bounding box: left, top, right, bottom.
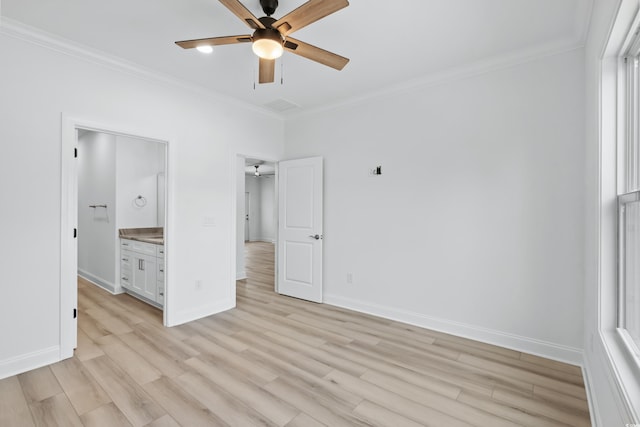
73, 308, 77, 319
74, 147, 78, 158
73, 228, 77, 238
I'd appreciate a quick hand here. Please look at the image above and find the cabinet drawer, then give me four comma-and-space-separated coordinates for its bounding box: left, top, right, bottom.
132, 241, 157, 256
120, 239, 157, 256
157, 262, 165, 282
120, 239, 133, 250
120, 251, 133, 270
157, 281, 165, 305
120, 272, 131, 289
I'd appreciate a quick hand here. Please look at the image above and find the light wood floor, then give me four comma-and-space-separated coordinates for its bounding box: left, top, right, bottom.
1, 242, 591, 426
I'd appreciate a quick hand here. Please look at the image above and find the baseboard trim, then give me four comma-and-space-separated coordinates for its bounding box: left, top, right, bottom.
78, 269, 116, 293
248, 238, 275, 244
168, 298, 234, 327
0, 346, 60, 380
236, 270, 247, 280
324, 294, 583, 366
581, 358, 601, 427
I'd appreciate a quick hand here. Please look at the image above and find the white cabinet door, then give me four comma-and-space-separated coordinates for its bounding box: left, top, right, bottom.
132, 254, 157, 300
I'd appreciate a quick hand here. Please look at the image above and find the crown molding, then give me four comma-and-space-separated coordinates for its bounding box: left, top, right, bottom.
0, 17, 285, 121
0, 12, 591, 123
284, 39, 586, 120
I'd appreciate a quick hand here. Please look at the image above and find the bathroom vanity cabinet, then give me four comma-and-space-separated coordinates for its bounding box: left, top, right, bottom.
120, 238, 164, 308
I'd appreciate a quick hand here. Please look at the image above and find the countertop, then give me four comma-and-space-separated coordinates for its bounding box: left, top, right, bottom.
119, 227, 164, 245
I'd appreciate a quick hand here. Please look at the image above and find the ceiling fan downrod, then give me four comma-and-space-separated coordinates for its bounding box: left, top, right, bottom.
260, 0, 278, 16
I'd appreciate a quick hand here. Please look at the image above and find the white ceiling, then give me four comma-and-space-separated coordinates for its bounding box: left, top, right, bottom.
245, 158, 275, 175
2, 0, 592, 116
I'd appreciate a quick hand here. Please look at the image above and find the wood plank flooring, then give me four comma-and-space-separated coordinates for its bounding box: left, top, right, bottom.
0, 242, 591, 426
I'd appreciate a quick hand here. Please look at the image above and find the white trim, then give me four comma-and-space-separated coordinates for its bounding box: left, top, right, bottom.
0, 16, 589, 122
61, 114, 172, 337
285, 44, 587, 120
0, 346, 60, 381
581, 359, 602, 427
249, 237, 276, 243
0, 17, 283, 121
77, 269, 118, 294
325, 294, 584, 366
170, 299, 234, 327
236, 271, 247, 281
60, 115, 78, 359
583, 0, 640, 422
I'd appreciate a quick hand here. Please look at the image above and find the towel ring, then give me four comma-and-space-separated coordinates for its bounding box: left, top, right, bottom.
134, 195, 147, 208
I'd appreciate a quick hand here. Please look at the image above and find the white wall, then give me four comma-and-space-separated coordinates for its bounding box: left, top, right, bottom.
584, 0, 640, 424
116, 135, 165, 229
245, 176, 261, 241
259, 177, 276, 242
77, 131, 116, 289
284, 49, 586, 363
0, 29, 283, 378
244, 175, 275, 242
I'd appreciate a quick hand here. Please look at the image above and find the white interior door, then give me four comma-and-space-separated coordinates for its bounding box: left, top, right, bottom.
277, 157, 323, 302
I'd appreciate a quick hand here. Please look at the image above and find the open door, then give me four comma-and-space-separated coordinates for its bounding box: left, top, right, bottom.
277, 157, 323, 302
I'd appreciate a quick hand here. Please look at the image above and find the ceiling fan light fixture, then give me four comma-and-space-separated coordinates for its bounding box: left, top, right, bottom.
252, 29, 283, 59
254, 165, 261, 176
196, 45, 213, 54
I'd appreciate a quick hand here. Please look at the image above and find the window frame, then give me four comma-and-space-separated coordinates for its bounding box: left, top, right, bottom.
617, 190, 640, 363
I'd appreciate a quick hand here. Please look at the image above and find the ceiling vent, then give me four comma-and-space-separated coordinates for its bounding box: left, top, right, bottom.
264, 98, 300, 112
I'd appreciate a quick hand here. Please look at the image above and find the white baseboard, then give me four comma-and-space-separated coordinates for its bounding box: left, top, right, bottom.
581, 360, 601, 427
0, 346, 60, 380
236, 270, 247, 280
248, 238, 275, 244
167, 298, 234, 327
324, 294, 583, 366
78, 269, 116, 293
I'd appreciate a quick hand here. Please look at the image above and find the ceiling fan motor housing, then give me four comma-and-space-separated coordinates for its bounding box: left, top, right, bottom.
260, 0, 278, 16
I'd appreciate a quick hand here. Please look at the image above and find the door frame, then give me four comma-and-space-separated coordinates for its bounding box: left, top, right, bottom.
245, 191, 250, 242
231, 153, 279, 303
60, 114, 171, 359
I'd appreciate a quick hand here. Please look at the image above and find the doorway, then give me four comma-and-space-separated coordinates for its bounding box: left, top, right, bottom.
60, 115, 170, 359
235, 155, 277, 285
77, 130, 166, 299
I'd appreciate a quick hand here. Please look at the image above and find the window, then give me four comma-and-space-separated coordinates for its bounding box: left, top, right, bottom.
618, 31, 640, 361
619, 192, 640, 357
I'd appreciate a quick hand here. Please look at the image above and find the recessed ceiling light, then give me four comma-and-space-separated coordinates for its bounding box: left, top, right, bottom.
196, 45, 213, 54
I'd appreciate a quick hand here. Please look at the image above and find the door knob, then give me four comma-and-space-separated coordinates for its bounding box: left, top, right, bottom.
309, 234, 323, 240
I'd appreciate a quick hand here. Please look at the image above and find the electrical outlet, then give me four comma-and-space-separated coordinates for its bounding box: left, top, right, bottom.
346, 273, 353, 284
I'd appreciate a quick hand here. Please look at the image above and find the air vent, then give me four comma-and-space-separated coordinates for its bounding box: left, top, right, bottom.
264, 98, 300, 112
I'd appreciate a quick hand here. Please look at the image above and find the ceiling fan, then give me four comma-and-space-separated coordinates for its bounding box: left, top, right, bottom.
175, 0, 350, 84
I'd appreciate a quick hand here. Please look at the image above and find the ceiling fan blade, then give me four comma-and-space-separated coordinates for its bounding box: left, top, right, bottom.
273, 0, 348, 36
175, 35, 252, 49
259, 58, 275, 84
218, 0, 265, 30
284, 37, 349, 70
